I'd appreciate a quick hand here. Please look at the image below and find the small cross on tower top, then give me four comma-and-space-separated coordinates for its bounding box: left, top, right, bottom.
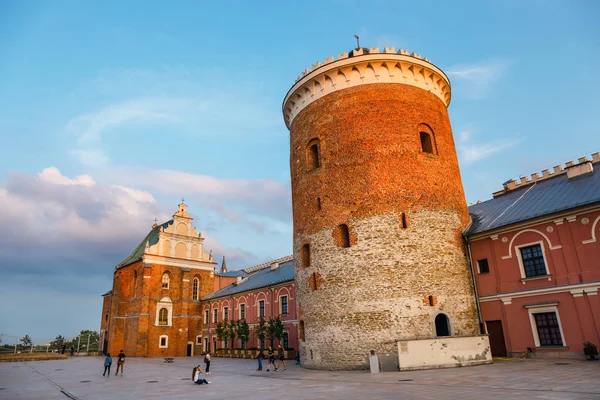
180, 197, 185, 203
354, 34, 360, 49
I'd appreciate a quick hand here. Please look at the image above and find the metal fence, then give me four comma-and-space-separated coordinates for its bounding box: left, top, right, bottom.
0, 333, 100, 355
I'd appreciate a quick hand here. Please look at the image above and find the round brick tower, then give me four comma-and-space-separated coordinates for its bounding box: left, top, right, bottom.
282, 47, 481, 370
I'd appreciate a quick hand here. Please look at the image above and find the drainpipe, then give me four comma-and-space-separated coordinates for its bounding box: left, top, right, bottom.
464, 234, 485, 334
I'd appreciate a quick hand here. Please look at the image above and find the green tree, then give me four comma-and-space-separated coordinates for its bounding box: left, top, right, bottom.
215, 321, 226, 348
51, 335, 65, 349
237, 319, 250, 348
20, 334, 32, 347
255, 316, 267, 348
227, 320, 237, 349
267, 316, 284, 347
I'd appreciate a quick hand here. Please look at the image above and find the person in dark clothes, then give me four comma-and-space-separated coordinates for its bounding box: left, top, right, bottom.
276, 344, 287, 371
115, 350, 125, 376
193, 365, 210, 384
255, 347, 264, 371
70, 346, 75, 357
266, 345, 277, 371
204, 352, 211, 375
103, 353, 112, 377
61, 344, 66, 355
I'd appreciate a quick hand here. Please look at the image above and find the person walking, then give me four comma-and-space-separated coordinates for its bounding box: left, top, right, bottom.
204, 352, 211, 375
103, 353, 112, 377
255, 347, 264, 371
61, 344, 66, 355
70, 345, 75, 357
193, 365, 210, 384
115, 350, 125, 376
276, 344, 287, 371
266, 345, 277, 372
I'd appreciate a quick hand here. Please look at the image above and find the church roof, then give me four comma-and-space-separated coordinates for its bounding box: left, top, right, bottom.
115, 220, 173, 269
215, 270, 247, 278
467, 161, 600, 236
202, 257, 294, 301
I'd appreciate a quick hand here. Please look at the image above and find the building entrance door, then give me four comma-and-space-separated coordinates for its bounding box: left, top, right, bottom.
187, 343, 193, 357
486, 320, 507, 357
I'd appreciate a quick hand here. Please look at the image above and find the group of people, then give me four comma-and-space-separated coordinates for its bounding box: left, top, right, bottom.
59, 344, 75, 356
103, 350, 126, 377
255, 344, 288, 372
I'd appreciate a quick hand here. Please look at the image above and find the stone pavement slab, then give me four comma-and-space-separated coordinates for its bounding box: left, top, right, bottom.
0, 357, 598, 400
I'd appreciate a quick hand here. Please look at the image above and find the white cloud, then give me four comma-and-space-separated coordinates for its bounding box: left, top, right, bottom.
447, 59, 514, 99
457, 130, 521, 164
38, 167, 95, 186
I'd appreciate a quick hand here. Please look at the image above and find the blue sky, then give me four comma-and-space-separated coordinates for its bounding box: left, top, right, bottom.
0, 0, 599, 343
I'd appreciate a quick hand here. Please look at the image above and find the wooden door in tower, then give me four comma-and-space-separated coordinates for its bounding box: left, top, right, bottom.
486, 320, 507, 357
187, 343, 192, 356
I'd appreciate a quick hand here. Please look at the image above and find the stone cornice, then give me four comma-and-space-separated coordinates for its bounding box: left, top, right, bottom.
282, 47, 451, 129
142, 253, 216, 271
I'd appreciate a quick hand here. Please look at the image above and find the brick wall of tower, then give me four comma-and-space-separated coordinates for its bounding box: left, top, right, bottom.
289, 83, 480, 370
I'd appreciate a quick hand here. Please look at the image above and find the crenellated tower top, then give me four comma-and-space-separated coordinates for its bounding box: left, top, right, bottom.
282, 47, 451, 129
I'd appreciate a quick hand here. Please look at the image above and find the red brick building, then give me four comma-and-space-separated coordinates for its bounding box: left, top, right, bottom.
467, 154, 600, 358
100, 204, 298, 357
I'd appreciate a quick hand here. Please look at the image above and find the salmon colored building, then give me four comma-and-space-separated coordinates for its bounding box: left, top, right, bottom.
467, 154, 600, 358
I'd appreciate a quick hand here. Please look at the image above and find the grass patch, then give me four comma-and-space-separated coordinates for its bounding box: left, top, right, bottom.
0, 353, 70, 362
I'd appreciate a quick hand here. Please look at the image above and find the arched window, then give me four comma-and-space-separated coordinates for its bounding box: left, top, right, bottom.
306, 138, 321, 171
192, 278, 199, 300
435, 314, 450, 337
339, 224, 350, 248
420, 132, 433, 154
162, 273, 170, 289
302, 244, 311, 267
159, 308, 169, 325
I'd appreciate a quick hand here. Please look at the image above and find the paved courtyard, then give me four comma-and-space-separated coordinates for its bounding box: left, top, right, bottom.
0, 356, 598, 400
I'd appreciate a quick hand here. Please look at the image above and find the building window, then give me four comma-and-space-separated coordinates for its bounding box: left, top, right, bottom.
158, 308, 168, 325
317, 197, 322, 211
306, 138, 321, 171
534, 312, 563, 346
435, 314, 450, 337
283, 331, 289, 349
224, 307, 229, 322
162, 273, 169, 289
401, 212, 408, 229
339, 224, 350, 248
520, 244, 547, 277
192, 278, 199, 300
196, 336, 202, 345
159, 335, 168, 348
204, 310, 209, 324
240, 304, 246, 320
259, 300, 265, 317
302, 244, 311, 267
420, 132, 433, 154
280, 296, 288, 315
478, 259, 490, 274
309, 272, 320, 291
213, 309, 218, 323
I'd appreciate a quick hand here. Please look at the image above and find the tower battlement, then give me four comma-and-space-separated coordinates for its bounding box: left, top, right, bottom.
283, 47, 451, 128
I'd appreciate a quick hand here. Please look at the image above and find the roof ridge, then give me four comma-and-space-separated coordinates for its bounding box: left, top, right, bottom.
243, 255, 293, 273
115, 219, 172, 269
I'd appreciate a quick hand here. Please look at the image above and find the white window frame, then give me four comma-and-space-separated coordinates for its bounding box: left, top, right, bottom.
192, 278, 199, 300
224, 306, 229, 321
258, 300, 265, 318
159, 335, 168, 348
162, 273, 170, 289
526, 303, 566, 347
280, 295, 289, 315
239, 303, 246, 320
196, 335, 202, 345
155, 297, 173, 327
476, 258, 490, 274
213, 308, 218, 323
515, 241, 549, 280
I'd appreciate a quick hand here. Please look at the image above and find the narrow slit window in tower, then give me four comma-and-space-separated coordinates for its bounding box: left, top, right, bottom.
302, 243, 311, 267
317, 197, 322, 211
420, 132, 433, 154
401, 212, 408, 229
339, 224, 350, 248
306, 139, 321, 170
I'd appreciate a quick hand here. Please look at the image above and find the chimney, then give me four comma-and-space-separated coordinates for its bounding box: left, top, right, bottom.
270, 262, 280, 271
